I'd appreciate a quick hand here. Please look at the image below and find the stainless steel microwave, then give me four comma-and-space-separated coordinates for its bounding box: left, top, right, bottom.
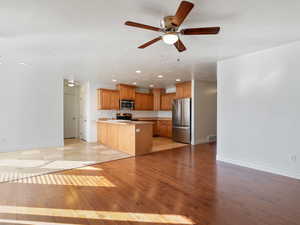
120, 100, 135, 110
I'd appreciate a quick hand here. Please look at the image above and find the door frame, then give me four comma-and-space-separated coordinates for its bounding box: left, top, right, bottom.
63, 80, 88, 142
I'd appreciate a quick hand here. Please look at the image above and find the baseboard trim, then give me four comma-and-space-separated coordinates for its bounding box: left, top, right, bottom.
192, 138, 214, 145
217, 155, 300, 180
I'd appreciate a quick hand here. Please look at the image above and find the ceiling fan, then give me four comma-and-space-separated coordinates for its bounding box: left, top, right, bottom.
124, 1, 220, 52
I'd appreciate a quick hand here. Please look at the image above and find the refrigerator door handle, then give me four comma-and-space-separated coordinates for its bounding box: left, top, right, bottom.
173, 126, 190, 129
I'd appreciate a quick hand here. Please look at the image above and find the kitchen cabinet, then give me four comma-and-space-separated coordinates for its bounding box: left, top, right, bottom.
158, 120, 172, 138
97, 89, 119, 110
97, 121, 153, 156
161, 93, 176, 111
117, 84, 136, 100
176, 81, 191, 99
135, 93, 153, 110
153, 120, 159, 136
152, 88, 164, 111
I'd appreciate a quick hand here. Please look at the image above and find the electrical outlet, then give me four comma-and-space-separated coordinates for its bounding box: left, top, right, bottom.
290, 155, 297, 163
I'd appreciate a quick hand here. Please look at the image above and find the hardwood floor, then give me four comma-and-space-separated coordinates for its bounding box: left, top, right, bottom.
151, 137, 187, 153
0, 144, 299, 225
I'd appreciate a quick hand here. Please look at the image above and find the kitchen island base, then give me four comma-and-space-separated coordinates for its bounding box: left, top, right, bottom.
97, 121, 153, 156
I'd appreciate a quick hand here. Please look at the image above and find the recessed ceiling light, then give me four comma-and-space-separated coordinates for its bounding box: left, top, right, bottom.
112, 79, 117, 82
176, 78, 181, 82
157, 75, 164, 78
136, 70, 141, 74
149, 84, 154, 88
132, 82, 137, 85
19, 62, 26, 65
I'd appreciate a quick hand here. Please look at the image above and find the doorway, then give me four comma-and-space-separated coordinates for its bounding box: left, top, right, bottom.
63, 80, 87, 142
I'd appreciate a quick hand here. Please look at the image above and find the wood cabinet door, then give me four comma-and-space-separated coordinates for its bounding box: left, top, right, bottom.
160, 94, 168, 110
110, 91, 120, 110
135, 93, 143, 110
161, 93, 175, 111
152, 88, 163, 111
158, 121, 168, 137
175, 85, 184, 99
146, 94, 154, 110
176, 81, 191, 99
99, 89, 112, 110
183, 82, 191, 98
135, 93, 153, 110
118, 84, 136, 100
158, 120, 172, 138
98, 89, 119, 110
98, 123, 108, 144
169, 93, 175, 110
167, 121, 172, 138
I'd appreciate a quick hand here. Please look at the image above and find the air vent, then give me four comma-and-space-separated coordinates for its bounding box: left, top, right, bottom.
207, 135, 217, 143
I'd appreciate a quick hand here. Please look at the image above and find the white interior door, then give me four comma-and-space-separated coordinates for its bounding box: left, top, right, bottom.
64, 93, 77, 138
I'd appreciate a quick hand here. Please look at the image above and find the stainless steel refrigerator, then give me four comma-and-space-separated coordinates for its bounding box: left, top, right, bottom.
172, 98, 191, 143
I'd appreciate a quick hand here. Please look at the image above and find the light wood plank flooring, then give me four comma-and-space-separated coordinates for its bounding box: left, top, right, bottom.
0, 144, 299, 225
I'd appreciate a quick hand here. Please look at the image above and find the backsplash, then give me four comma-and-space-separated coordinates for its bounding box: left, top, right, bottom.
96, 110, 171, 119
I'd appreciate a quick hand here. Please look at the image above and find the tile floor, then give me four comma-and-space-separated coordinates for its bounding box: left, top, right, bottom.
0, 140, 130, 183
0, 137, 187, 183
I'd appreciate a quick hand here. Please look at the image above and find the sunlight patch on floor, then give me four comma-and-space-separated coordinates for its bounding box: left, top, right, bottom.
11, 174, 115, 187
0, 141, 130, 183
74, 166, 102, 171
0, 219, 83, 225
0, 206, 195, 224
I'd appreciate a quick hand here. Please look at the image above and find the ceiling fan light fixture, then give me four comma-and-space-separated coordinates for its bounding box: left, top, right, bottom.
162, 33, 178, 45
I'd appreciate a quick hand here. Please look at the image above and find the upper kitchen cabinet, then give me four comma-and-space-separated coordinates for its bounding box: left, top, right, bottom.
176, 81, 191, 99
97, 89, 119, 110
117, 84, 136, 100
161, 93, 176, 111
135, 93, 154, 110
152, 88, 164, 111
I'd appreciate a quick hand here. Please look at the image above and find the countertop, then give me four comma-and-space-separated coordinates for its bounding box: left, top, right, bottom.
98, 117, 172, 121
133, 117, 172, 121
97, 120, 154, 125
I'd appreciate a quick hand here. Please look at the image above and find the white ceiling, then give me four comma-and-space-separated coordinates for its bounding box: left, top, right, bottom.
0, 0, 300, 87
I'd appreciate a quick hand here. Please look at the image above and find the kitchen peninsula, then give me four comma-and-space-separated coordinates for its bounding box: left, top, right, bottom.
97, 120, 153, 156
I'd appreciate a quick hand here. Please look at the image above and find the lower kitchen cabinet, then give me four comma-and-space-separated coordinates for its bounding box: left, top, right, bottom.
153, 121, 160, 136
158, 120, 172, 138
136, 119, 172, 138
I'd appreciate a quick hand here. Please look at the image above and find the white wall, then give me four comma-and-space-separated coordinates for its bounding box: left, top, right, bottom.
217, 41, 300, 179
192, 80, 217, 145
0, 66, 64, 152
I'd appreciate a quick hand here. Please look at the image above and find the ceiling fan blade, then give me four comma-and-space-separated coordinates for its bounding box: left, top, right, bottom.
181, 27, 220, 35
125, 21, 161, 32
174, 39, 186, 52
173, 1, 194, 27
138, 37, 162, 49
